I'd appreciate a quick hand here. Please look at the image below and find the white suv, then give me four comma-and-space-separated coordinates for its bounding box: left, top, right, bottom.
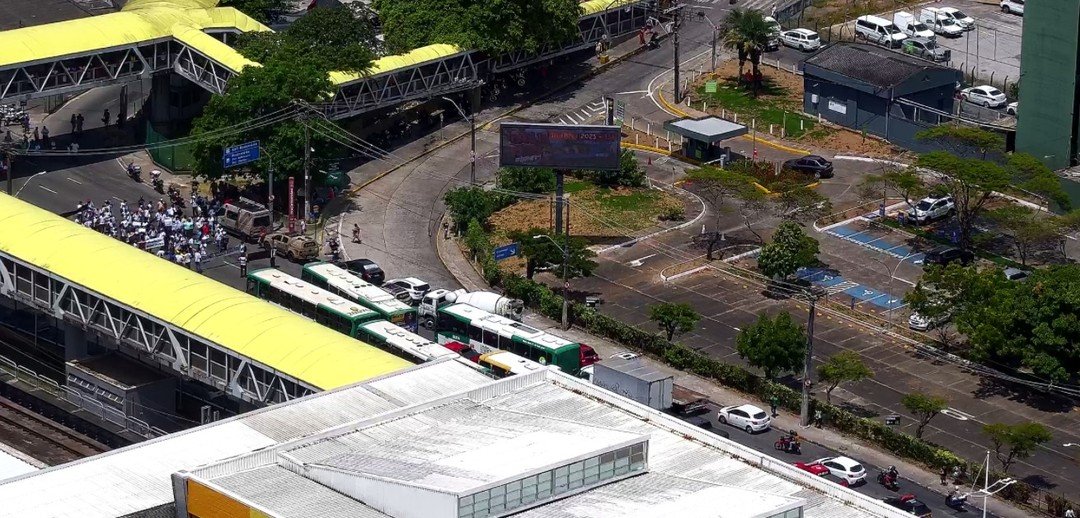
908, 195, 955, 223
780, 29, 821, 51
383, 277, 431, 304
1000, 0, 1023, 15
717, 404, 771, 433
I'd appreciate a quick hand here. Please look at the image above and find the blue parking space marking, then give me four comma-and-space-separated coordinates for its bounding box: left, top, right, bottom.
828, 225, 860, 237
870, 295, 906, 310
843, 285, 883, 301
795, 266, 906, 309
817, 275, 846, 288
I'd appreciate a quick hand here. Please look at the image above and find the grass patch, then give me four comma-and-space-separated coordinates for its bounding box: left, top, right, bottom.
698, 76, 817, 138
563, 180, 590, 194
489, 184, 681, 239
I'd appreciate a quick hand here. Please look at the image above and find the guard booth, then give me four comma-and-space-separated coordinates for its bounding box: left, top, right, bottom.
664, 117, 747, 163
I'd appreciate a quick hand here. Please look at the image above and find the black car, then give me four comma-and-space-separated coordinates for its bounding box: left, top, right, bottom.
340, 258, 384, 285
923, 246, 974, 267
783, 155, 834, 178
883, 495, 932, 517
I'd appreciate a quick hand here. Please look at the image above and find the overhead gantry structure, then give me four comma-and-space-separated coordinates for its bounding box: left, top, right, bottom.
0, 0, 650, 118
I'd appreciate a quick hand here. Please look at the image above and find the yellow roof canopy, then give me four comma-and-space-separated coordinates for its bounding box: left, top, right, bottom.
0, 193, 410, 390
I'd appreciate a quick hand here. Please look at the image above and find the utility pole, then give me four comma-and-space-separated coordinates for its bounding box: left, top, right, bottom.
3, 148, 11, 195
800, 290, 820, 427
302, 118, 311, 225
672, 4, 683, 103
554, 171, 565, 236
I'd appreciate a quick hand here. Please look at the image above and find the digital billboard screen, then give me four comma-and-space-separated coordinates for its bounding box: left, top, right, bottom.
499, 123, 622, 171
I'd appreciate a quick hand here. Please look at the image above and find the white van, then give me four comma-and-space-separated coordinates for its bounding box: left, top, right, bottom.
938, 7, 975, 30
893, 11, 935, 39
919, 8, 964, 37
855, 15, 907, 48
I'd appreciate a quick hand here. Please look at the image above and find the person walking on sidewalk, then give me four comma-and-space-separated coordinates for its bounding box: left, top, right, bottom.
76, 113, 84, 133
1064, 507, 1075, 518
769, 395, 779, 417
352, 223, 362, 244
102, 109, 111, 127
940, 466, 948, 485
70, 113, 77, 134
238, 254, 247, 277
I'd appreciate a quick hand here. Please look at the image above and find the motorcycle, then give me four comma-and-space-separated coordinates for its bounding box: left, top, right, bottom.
877, 467, 900, 491
774, 434, 801, 454
168, 186, 186, 209
151, 170, 163, 193
945, 490, 968, 510
127, 162, 142, 182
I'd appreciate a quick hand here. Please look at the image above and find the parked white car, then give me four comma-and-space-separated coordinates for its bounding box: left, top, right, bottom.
961, 85, 1008, 108
909, 311, 949, 331
383, 277, 431, 304
780, 29, 821, 51
717, 404, 771, 433
1006, 102, 1018, 116
815, 456, 867, 486
938, 7, 975, 30
908, 195, 955, 223
1000, 0, 1023, 15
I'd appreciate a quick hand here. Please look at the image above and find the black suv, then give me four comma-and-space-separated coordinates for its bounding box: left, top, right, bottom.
923, 246, 974, 267
783, 155, 834, 178
340, 258, 385, 285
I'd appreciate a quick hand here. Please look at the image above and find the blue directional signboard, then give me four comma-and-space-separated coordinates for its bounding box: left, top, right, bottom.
493, 242, 520, 261
222, 141, 260, 168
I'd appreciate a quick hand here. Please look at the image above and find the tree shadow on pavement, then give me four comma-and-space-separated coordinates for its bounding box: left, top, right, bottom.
972, 376, 1076, 414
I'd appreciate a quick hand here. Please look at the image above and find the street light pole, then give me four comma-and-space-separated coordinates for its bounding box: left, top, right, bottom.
800, 290, 820, 427
533, 234, 570, 330
13, 170, 48, 198
442, 96, 475, 185
259, 145, 274, 230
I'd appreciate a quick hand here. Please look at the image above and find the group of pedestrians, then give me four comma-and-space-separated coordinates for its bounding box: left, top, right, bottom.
73, 192, 233, 274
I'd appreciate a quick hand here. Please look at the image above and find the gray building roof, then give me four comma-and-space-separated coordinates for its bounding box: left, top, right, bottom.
804, 43, 956, 91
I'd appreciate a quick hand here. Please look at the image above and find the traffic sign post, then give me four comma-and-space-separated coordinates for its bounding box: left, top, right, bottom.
222, 141, 260, 169
493, 242, 520, 261
613, 100, 626, 126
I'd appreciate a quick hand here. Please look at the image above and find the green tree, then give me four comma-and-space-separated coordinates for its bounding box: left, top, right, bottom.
735, 181, 770, 243
374, 0, 581, 55
736, 311, 806, 380
987, 205, 1060, 265
649, 302, 701, 341
444, 187, 511, 232
772, 184, 831, 222
857, 165, 927, 214
720, 8, 772, 93
576, 150, 646, 188
464, 218, 490, 260
508, 229, 597, 280
757, 221, 819, 279
686, 167, 755, 258
817, 351, 873, 404
236, 6, 379, 73
917, 151, 1011, 249
983, 422, 1053, 474
901, 392, 948, 439
1006, 152, 1072, 211
222, 0, 289, 24
498, 167, 556, 194
904, 263, 987, 348
917, 124, 1005, 160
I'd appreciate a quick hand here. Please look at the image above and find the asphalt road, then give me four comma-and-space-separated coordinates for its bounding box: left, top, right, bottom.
678, 402, 1001, 518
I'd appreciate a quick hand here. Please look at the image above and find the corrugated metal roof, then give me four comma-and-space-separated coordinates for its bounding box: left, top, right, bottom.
329, 44, 465, 86
804, 43, 949, 90
580, 0, 640, 16
214, 465, 391, 518
0, 360, 491, 518
0, 193, 411, 390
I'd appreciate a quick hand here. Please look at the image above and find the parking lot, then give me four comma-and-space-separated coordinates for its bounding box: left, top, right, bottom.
936, 1, 1024, 89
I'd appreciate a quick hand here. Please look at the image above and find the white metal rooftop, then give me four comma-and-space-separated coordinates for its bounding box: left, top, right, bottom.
0, 359, 492, 518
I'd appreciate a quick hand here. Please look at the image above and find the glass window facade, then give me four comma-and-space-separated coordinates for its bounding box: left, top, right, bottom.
766, 507, 803, 518
458, 442, 647, 518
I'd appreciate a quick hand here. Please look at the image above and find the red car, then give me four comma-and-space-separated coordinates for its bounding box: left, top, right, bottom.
794, 462, 831, 477
442, 341, 481, 363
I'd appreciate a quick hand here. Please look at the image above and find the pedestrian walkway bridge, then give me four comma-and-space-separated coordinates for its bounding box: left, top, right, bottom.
0, 0, 650, 119
0, 193, 411, 405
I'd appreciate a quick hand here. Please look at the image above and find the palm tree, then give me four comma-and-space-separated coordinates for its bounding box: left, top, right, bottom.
719, 9, 772, 94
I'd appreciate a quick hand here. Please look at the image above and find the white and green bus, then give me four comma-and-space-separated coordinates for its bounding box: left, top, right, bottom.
246, 268, 381, 338
355, 320, 458, 363
434, 303, 583, 374
301, 262, 418, 332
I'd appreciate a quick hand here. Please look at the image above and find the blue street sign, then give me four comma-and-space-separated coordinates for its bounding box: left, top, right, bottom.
494, 242, 520, 261
223, 141, 260, 168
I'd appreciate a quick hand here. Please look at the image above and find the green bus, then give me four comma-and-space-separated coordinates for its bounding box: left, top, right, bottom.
301, 262, 418, 332
355, 320, 458, 363
434, 303, 583, 374
246, 268, 381, 338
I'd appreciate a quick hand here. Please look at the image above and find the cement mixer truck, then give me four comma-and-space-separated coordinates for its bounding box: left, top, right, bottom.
419, 289, 524, 327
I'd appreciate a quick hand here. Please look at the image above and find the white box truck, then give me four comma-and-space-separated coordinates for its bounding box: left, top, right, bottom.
592, 357, 674, 410
919, 8, 964, 37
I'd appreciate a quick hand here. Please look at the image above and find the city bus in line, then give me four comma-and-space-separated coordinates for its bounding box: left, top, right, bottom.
355, 320, 458, 363
301, 262, 418, 332
477, 350, 545, 378
433, 303, 592, 375
246, 268, 382, 338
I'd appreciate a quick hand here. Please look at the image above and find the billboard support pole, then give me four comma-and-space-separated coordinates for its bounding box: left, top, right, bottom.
554, 170, 565, 236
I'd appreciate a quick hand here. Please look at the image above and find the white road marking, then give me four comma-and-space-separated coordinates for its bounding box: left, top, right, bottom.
112, 196, 124, 202
66, 177, 82, 184
941, 408, 974, 421
579, 108, 591, 118
614, 90, 649, 95
38, 185, 57, 194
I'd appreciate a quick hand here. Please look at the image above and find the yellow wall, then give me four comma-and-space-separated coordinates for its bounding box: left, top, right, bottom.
187, 479, 271, 518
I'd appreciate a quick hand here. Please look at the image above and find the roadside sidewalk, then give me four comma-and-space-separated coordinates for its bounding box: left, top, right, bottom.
433, 214, 1034, 518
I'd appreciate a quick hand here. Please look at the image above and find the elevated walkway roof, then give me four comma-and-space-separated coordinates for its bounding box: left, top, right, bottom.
0, 0, 268, 71
0, 193, 410, 390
